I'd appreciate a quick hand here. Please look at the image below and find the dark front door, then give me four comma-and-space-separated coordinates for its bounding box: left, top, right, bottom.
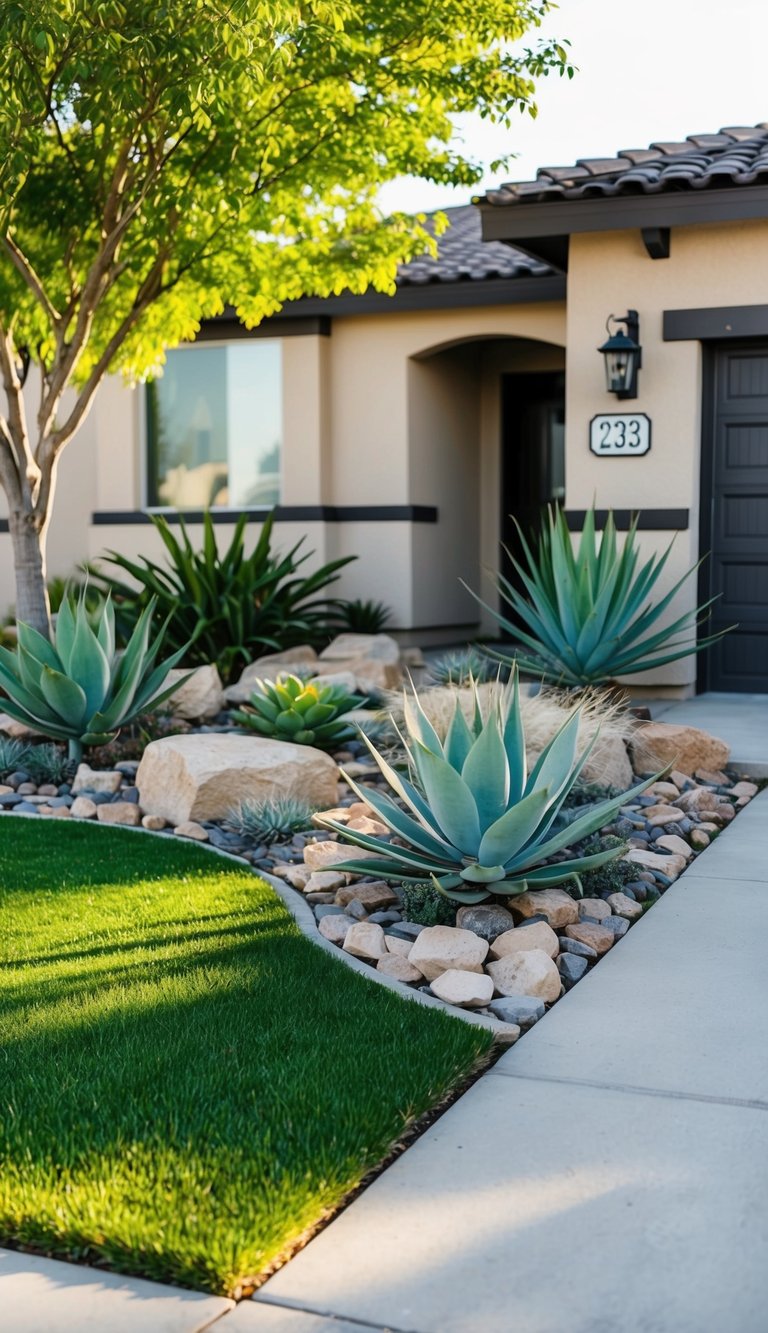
702, 344, 768, 691
500, 371, 565, 620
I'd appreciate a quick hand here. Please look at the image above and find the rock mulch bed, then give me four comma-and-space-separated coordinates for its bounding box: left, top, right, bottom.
1, 726, 759, 1042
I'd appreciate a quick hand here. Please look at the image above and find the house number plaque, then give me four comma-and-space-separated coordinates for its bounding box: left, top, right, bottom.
589, 413, 651, 456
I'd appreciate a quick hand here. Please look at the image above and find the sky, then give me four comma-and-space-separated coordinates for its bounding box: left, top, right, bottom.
379, 0, 768, 215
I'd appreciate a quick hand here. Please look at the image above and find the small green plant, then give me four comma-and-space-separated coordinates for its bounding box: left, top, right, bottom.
0, 592, 188, 763
228, 796, 314, 845
0, 737, 30, 778
21, 743, 69, 786
320, 669, 657, 903
88, 509, 354, 684
428, 647, 495, 687
400, 881, 456, 927
332, 598, 392, 634
233, 674, 367, 750
469, 505, 728, 686
578, 835, 639, 896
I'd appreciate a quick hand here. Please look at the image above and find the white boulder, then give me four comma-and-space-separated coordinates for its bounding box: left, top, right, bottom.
164, 664, 225, 720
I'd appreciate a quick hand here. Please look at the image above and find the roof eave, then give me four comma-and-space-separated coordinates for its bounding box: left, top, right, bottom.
479, 183, 768, 248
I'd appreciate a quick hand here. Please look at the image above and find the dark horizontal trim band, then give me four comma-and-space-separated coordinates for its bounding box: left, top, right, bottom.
564, 508, 689, 531
272, 274, 566, 318
90, 505, 438, 526
200, 314, 331, 339
479, 184, 768, 244
663, 305, 768, 341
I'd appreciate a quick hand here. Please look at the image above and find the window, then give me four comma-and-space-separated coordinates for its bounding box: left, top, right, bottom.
145, 341, 282, 508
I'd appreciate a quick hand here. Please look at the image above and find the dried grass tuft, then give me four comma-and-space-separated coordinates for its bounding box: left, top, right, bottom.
382, 681, 637, 786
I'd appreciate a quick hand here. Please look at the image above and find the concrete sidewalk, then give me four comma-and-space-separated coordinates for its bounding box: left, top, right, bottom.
3, 699, 767, 1332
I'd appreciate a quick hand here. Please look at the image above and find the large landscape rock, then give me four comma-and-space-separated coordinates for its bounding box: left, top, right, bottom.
511, 888, 579, 928
489, 921, 559, 960
315, 633, 403, 692
630, 721, 729, 778
164, 664, 225, 720
408, 925, 489, 982
136, 733, 338, 825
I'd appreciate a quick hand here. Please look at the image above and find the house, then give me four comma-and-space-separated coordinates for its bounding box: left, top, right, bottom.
2, 122, 767, 695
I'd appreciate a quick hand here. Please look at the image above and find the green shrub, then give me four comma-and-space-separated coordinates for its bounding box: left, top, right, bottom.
0, 592, 186, 762
228, 796, 314, 845
470, 505, 728, 686
578, 834, 638, 896
233, 674, 366, 750
88, 509, 354, 684
400, 881, 456, 927
319, 668, 656, 904
331, 598, 392, 634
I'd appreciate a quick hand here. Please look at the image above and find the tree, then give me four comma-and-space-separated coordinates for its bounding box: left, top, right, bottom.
0, 0, 571, 636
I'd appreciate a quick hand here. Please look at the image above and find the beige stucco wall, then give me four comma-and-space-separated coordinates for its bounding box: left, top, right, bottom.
566, 217, 768, 688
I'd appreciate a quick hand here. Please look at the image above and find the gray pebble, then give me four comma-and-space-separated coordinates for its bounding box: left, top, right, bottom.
368, 910, 401, 925
489, 996, 545, 1028
517, 914, 548, 928
602, 915, 630, 938
14, 802, 39, 814
314, 905, 346, 920
345, 899, 368, 920
386, 921, 427, 941
45, 795, 72, 808
0, 793, 21, 807
559, 937, 598, 959
120, 786, 140, 803
558, 954, 588, 986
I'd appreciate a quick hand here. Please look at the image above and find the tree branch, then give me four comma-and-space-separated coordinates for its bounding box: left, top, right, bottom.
2, 233, 61, 329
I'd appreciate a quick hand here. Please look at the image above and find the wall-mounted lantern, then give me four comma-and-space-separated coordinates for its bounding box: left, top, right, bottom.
598, 311, 641, 399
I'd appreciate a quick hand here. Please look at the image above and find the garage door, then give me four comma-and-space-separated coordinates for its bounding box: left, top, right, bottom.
703, 344, 768, 691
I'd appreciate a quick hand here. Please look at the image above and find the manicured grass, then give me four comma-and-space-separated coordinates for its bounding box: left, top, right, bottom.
0, 817, 490, 1296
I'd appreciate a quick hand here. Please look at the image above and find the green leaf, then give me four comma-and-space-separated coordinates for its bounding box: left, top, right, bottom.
39, 666, 88, 726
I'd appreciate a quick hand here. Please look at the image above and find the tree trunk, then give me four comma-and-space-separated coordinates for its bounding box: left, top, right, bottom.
8, 509, 50, 637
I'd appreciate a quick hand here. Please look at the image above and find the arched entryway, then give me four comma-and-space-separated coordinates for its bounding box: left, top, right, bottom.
407, 334, 566, 637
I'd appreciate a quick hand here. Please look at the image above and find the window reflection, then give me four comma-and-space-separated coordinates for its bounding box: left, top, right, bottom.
146, 342, 282, 508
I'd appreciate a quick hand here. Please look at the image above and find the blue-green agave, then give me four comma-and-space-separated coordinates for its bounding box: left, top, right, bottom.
469, 505, 726, 686
0, 592, 188, 762
320, 671, 655, 903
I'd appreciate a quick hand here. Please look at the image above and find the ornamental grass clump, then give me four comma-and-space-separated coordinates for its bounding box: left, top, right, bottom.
233, 673, 367, 750
0, 591, 187, 763
321, 670, 656, 903
469, 504, 726, 686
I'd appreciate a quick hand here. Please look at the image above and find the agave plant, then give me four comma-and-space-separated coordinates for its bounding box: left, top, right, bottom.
0, 592, 188, 762
468, 505, 726, 686
428, 646, 495, 687
227, 795, 314, 845
233, 673, 367, 750
320, 670, 655, 903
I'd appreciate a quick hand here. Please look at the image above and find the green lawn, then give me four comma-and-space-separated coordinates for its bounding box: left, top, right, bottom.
0, 817, 490, 1296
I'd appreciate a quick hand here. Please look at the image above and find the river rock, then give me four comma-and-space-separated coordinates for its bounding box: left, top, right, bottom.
318, 914, 355, 944
655, 833, 693, 860
605, 892, 643, 920
631, 722, 730, 778
430, 969, 494, 1008
97, 801, 141, 827
577, 897, 611, 922
343, 921, 387, 961
223, 646, 318, 702
511, 888, 579, 928
564, 921, 615, 954
303, 840, 379, 872
173, 820, 209, 841
70, 796, 97, 820
408, 925, 489, 982
456, 904, 517, 942
137, 734, 338, 825
377, 954, 423, 984
335, 881, 399, 911
489, 921, 559, 960
486, 949, 561, 1002
72, 765, 122, 795
623, 847, 687, 878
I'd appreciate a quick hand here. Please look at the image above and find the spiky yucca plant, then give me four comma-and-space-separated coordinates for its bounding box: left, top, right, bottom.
321, 671, 655, 903
469, 505, 726, 686
0, 592, 187, 762
233, 673, 367, 750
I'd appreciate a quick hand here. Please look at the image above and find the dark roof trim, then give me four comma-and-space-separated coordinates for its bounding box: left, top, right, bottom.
479, 183, 768, 245
664, 305, 768, 341
201, 315, 330, 339
565, 508, 689, 532
271, 274, 566, 319
90, 505, 438, 526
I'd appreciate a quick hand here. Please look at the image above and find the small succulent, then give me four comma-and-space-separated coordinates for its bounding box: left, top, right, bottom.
428, 647, 496, 687
0, 591, 188, 762
332, 597, 392, 634
228, 796, 314, 845
319, 669, 656, 904
233, 673, 367, 750
468, 505, 728, 686
20, 742, 69, 786
0, 736, 31, 778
